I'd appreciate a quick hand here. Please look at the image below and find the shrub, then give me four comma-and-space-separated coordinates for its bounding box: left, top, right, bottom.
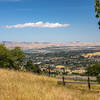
97, 74, 100, 83
25, 60, 40, 74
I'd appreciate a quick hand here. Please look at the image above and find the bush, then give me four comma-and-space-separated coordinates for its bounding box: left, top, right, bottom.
25, 60, 40, 74
97, 74, 100, 83
86, 64, 100, 76
0, 44, 25, 70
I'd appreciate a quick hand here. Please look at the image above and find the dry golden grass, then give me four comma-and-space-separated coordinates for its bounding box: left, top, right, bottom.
0, 68, 100, 100
82, 52, 100, 58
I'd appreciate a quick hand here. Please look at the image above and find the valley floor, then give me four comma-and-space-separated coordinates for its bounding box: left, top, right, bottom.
0, 68, 100, 100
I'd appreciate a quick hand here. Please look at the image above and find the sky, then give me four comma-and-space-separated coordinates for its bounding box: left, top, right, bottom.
0, 0, 100, 43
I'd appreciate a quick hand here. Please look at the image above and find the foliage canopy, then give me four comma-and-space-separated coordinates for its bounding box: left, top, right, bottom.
94, 0, 100, 29
86, 64, 100, 83
0, 44, 40, 73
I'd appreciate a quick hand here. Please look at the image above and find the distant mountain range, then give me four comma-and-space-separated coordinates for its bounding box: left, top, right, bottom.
1, 41, 100, 50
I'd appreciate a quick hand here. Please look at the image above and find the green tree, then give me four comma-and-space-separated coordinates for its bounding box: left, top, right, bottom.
0, 45, 26, 70
0, 44, 40, 73
94, 0, 100, 29
86, 64, 100, 76
25, 60, 33, 71
86, 64, 100, 83
0, 44, 11, 68
25, 60, 40, 73
10, 47, 25, 70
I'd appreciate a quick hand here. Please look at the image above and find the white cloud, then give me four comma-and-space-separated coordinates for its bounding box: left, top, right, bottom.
5, 21, 70, 29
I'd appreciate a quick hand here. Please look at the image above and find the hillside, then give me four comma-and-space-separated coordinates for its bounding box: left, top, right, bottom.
0, 69, 100, 100
83, 52, 100, 58
1, 41, 100, 49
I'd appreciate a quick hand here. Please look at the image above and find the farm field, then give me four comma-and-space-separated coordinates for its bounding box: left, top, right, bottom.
0, 68, 100, 100
83, 52, 100, 58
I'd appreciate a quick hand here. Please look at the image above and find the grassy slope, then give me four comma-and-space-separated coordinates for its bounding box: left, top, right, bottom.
0, 69, 100, 100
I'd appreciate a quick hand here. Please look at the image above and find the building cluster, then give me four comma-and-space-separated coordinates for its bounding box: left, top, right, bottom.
40, 64, 86, 75
26, 50, 100, 75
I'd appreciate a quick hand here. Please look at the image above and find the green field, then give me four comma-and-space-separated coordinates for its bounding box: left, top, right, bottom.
0, 68, 100, 100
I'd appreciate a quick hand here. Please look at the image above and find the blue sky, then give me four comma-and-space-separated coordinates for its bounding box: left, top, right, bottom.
0, 0, 99, 42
